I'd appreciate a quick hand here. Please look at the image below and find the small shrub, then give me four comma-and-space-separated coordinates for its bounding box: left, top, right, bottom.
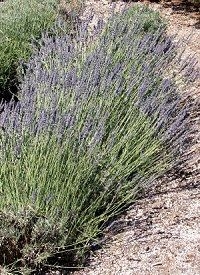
0, 5, 193, 274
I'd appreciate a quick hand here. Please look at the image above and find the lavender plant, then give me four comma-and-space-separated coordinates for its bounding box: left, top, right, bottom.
0, 5, 193, 273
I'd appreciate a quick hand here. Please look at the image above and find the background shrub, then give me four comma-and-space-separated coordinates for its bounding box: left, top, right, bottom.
0, 5, 193, 274
0, 0, 62, 102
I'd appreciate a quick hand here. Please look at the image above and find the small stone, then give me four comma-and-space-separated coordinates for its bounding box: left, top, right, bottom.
152, 201, 163, 209
152, 262, 163, 266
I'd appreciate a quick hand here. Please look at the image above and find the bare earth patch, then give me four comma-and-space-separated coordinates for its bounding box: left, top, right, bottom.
73, 1, 200, 275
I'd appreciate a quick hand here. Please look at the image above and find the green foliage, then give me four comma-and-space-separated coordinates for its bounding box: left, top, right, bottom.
0, 0, 58, 99
120, 5, 166, 33
0, 107, 165, 273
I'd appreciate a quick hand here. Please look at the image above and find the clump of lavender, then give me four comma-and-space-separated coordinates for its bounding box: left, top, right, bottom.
0, 5, 195, 273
